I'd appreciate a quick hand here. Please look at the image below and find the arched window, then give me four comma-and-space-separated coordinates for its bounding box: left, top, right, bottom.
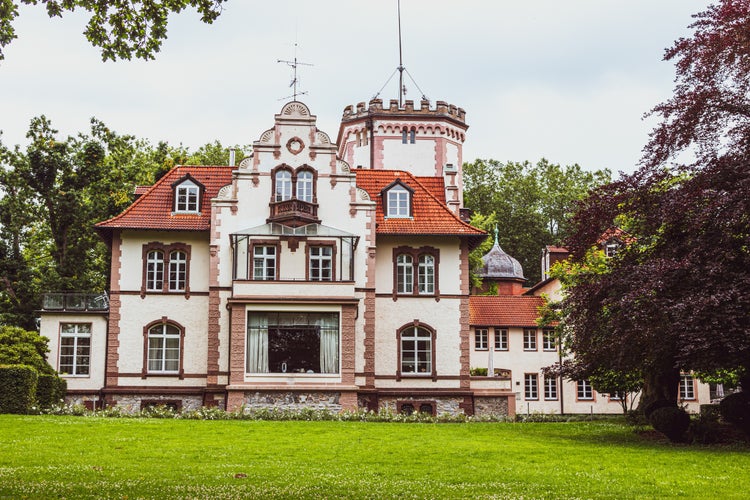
142, 243, 191, 296
275, 170, 292, 202
399, 324, 434, 376
418, 255, 434, 294
396, 254, 413, 293
168, 251, 187, 291
297, 170, 314, 202
147, 323, 181, 373
392, 246, 440, 299
146, 251, 164, 291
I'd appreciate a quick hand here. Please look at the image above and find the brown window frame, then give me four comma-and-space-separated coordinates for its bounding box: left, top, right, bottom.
141, 242, 191, 298
250, 240, 281, 281
141, 317, 185, 379
305, 240, 337, 281
396, 320, 437, 381
392, 246, 440, 300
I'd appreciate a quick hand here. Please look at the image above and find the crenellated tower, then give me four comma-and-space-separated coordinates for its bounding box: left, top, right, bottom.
336, 98, 468, 214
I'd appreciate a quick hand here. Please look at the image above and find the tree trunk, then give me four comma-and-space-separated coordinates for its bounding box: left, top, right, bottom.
637, 366, 681, 410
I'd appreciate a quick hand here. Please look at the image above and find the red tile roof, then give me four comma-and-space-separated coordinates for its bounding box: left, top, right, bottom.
97, 165, 235, 232
469, 295, 550, 327
355, 169, 485, 244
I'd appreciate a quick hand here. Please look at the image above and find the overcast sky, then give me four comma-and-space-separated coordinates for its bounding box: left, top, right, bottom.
0, 1, 712, 176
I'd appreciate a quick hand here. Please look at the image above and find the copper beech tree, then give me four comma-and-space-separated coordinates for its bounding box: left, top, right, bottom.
555, 0, 750, 407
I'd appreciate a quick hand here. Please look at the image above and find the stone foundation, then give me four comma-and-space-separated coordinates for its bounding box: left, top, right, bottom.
240, 391, 345, 412
111, 394, 204, 413
474, 396, 510, 417
378, 396, 465, 416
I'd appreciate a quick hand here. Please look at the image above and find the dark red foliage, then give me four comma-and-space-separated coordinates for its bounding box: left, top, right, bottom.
563, 2, 750, 403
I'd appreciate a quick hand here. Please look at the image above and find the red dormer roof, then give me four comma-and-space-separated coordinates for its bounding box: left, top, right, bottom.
355, 169, 485, 247
96, 165, 235, 233
469, 295, 550, 327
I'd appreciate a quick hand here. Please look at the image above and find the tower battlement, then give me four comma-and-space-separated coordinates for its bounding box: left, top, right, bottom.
342, 98, 466, 124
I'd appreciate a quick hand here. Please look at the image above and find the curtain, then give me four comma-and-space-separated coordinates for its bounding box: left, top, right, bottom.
247, 313, 269, 373
318, 313, 339, 374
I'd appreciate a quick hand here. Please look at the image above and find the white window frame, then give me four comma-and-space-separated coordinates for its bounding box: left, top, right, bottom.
494, 328, 508, 350
168, 250, 187, 291
524, 373, 538, 400
417, 255, 435, 294
59, 323, 91, 376
147, 323, 181, 374
253, 245, 276, 280
309, 246, 333, 281
386, 185, 410, 218
577, 380, 594, 400
544, 376, 558, 400
523, 328, 537, 351
146, 250, 164, 291
297, 170, 314, 203
680, 374, 696, 400
275, 170, 292, 202
400, 326, 432, 375
175, 180, 200, 213
474, 328, 488, 350
396, 254, 413, 293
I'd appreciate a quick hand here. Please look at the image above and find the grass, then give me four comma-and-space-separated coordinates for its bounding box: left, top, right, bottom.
1, 415, 749, 499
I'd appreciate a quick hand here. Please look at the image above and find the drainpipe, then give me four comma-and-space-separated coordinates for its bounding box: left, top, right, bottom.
559, 343, 564, 415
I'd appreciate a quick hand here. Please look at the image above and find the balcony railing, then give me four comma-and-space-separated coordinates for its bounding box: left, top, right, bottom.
42, 292, 109, 312
268, 199, 320, 227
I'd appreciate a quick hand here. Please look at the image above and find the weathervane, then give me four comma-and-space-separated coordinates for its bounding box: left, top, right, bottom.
374, 0, 428, 105
278, 42, 313, 101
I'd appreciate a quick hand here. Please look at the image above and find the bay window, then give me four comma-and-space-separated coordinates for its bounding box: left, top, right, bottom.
246, 311, 339, 374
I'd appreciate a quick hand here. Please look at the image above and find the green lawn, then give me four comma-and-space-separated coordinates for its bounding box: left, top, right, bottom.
1, 415, 748, 499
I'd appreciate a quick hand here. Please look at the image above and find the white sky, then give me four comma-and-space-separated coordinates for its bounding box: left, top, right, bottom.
0, 1, 711, 176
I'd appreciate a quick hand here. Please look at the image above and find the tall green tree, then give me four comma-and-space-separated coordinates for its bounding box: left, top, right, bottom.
0, 0, 228, 61
463, 158, 610, 284
0, 116, 246, 328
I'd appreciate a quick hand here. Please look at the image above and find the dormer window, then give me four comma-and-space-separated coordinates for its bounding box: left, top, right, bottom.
384, 182, 413, 218
604, 239, 622, 257
172, 175, 204, 214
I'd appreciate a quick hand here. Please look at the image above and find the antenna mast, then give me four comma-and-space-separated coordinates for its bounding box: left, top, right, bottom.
397, 0, 405, 107
374, 0, 429, 105
278, 42, 313, 101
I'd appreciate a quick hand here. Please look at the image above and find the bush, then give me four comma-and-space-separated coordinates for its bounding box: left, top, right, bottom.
649, 406, 690, 442
689, 415, 721, 444
719, 391, 750, 433
36, 374, 67, 409
470, 367, 488, 376
0, 365, 38, 414
643, 399, 674, 419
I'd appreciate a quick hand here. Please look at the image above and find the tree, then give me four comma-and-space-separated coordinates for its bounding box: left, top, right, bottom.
0, 116, 245, 327
0, 0, 227, 62
558, 1, 750, 407
0, 325, 53, 375
463, 158, 610, 284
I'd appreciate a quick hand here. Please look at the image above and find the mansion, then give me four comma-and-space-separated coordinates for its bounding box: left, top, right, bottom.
39, 98, 710, 415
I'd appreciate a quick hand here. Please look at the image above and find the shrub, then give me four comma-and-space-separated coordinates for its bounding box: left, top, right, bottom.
36, 374, 67, 409
719, 392, 750, 433
649, 406, 690, 442
643, 399, 674, 419
0, 365, 38, 414
470, 367, 488, 376
689, 415, 720, 444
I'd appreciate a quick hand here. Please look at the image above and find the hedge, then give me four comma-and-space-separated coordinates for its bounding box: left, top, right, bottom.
36, 374, 67, 409
0, 365, 38, 414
